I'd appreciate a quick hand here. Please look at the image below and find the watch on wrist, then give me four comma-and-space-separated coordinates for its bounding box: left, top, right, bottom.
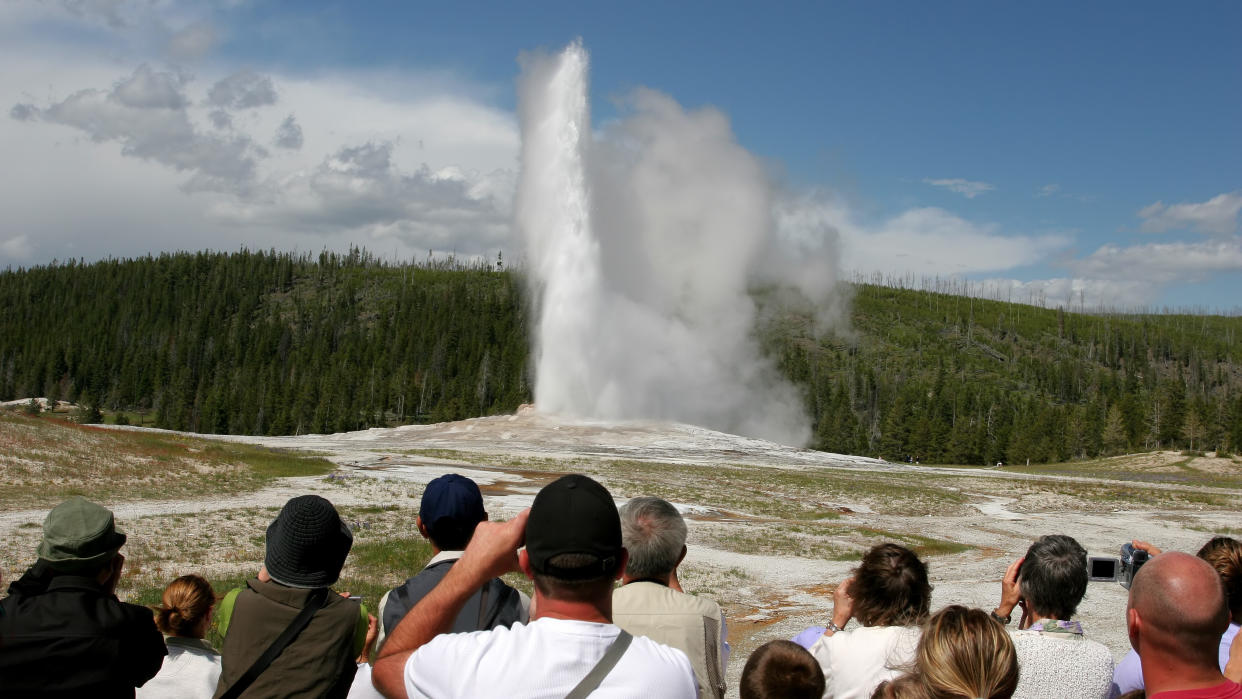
825, 620, 845, 634
990, 609, 1012, 625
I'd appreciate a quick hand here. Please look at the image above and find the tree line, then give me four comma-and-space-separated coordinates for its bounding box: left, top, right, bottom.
1, 250, 1240, 464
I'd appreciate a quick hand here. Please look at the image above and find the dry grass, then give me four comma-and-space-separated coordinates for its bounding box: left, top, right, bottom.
0, 413, 334, 508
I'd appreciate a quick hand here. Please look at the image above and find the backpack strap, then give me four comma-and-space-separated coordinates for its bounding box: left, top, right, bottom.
564, 631, 633, 699
218, 587, 330, 699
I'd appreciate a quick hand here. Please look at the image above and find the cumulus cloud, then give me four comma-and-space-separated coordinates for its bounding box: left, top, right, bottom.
273, 114, 302, 149
208, 70, 278, 110
1068, 238, 1242, 284
778, 194, 1068, 279
923, 177, 995, 199
11, 64, 263, 194
210, 140, 512, 252
1037, 183, 1060, 197
1138, 191, 1242, 236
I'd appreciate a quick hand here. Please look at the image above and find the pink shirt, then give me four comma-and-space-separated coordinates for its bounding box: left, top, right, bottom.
1150, 680, 1242, 698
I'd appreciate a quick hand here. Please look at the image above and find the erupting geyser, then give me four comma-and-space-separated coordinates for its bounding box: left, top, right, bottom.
516, 40, 829, 446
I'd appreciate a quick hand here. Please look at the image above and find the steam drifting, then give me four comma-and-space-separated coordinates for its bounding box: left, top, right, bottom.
516, 41, 841, 446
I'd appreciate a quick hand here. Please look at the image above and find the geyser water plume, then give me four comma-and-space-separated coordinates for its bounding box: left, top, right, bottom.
516, 41, 836, 446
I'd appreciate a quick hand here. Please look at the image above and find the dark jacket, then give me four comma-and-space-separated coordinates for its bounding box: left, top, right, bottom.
213, 577, 364, 699
0, 561, 167, 699
382, 559, 524, 636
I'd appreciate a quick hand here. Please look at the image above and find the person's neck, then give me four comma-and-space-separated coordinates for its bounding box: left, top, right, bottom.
621, 573, 671, 586
1143, 654, 1226, 696
532, 593, 612, 624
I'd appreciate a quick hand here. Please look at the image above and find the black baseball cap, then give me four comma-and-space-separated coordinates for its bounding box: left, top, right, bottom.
525, 474, 623, 580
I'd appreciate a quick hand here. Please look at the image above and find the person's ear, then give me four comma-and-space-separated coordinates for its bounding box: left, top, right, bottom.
416, 516, 430, 541
614, 550, 629, 581
1127, 607, 1142, 651
519, 549, 534, 580
676, 545, 687, 566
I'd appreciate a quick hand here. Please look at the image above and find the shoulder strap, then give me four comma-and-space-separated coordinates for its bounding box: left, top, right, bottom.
219, 587, 330, 699
564, 631, 633, 699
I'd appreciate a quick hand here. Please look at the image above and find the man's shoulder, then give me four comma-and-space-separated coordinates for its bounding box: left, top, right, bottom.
613, 582, 722, 616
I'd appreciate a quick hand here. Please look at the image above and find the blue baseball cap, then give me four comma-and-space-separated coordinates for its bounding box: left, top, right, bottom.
419, 474, 486, 528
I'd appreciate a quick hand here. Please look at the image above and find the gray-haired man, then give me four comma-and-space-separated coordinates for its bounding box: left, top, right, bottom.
612, 496, 730, 699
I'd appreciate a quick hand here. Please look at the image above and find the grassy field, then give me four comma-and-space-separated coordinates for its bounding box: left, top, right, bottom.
0, 412, 334, 508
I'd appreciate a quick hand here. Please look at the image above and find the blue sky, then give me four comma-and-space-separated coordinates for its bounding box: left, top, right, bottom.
1, 1, 1239, 309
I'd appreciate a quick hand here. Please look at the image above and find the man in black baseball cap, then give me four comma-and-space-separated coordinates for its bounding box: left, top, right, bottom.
0, 496, 166, 697
373, 474, 696, 699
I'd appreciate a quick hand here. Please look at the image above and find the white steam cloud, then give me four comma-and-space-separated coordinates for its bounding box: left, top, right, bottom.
516, 41, 842, 446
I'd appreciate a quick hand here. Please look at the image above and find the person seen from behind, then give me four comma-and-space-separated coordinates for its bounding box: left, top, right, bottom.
213, 494, 370, 699
137, 574, 221, 698
871, 605, 1018, 699
375, 473, 527, 651
613, 495, 730, 699
0, 496, 166, 698
1111, 536, 1242, 697
991, 534, 1112, 699
808, 542, 931, 699
372, 473, 697, 698
740, 639, 825, 699
1127, 551, 1241, 697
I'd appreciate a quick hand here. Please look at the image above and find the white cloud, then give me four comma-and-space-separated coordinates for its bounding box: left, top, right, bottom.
1138, 191, 1242, 236
0, 234, 33, 263
778, 195, 1069, 279
922, 177, 995, 199
1037, 183, 1060, 198
1068, 238, 1242, 284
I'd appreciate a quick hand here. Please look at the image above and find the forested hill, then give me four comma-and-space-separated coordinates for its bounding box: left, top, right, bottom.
1, 250, 1240, 465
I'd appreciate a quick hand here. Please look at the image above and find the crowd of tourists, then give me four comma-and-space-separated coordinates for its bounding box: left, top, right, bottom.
2, 473, 1241, 699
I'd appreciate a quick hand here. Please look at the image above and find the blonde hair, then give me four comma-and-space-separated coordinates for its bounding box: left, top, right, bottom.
872, 606, 1019, 699
154, 574, 215, 638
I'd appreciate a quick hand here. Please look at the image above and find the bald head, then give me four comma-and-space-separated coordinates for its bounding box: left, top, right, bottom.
1129, 552, 1229, 667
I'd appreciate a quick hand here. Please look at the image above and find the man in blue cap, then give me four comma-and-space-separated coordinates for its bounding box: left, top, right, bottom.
374, 474, 527, 650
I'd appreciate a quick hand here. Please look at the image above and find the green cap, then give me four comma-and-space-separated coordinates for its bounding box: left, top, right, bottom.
37, 496, 127, 573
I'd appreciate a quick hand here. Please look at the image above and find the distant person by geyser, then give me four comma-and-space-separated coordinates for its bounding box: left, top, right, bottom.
1127, 551, 1242, 698
612, 495, 730, 699
872, 605, 1019, 699
1112, 536, 1242, 697
0, 496, 167, 698
808, 542, 931, 699
991, 534, 1113, 699
375, 473, 527, 651
137, 574, 222, 699
212, 494, 371, 699
372, 473, 697, 699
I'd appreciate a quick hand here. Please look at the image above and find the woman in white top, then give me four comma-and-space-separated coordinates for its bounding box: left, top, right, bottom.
137, 574, 221, 699
809, 543, 931, 699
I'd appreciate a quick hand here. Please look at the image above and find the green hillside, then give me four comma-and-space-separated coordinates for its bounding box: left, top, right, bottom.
1, 250, 1239, 464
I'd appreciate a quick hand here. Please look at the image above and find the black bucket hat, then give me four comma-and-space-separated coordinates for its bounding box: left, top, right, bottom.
264, 495, 353, 588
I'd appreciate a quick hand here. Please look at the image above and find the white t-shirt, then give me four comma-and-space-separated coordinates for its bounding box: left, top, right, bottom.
808, 625, 920, 699
404, 617, 698, 699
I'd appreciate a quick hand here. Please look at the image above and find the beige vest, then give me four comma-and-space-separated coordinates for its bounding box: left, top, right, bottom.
612, 581, 726, 699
